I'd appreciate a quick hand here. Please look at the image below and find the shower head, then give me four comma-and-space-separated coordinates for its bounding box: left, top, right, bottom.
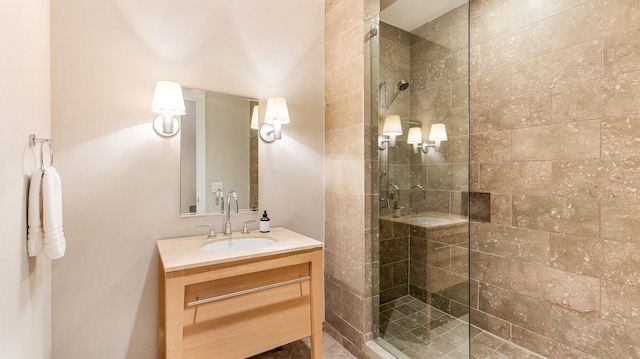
384, 80, 410, 111
397, 80, 409, 91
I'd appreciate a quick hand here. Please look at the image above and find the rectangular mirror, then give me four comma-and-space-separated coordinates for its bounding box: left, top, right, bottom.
180, 88, 259, 216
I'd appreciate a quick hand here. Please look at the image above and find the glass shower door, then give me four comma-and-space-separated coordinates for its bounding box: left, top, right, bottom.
371, 2, 470, 358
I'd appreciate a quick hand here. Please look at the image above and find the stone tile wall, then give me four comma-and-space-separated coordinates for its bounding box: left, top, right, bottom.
378, 219, 410, 302
379, 21, 411, 216
380, 7, 470, 217
409, 222, 469, 317
410, 7, 470, 216
250, 122, 258, 209
324, 0, 378, 357
376, 4, 472, 353
470, 0, 640, 357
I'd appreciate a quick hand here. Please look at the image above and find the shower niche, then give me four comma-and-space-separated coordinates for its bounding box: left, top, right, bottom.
372, 1, 470, 358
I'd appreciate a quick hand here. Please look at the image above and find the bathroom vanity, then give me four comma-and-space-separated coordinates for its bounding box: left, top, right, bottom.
157, 227, 323, 359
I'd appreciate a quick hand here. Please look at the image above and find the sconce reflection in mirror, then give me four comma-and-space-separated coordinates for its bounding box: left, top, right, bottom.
151, 81, 186, 137
250, 104, 259, 130
258, 97, 290, 143
378, 115, 403, 150
407, 123, 447, 153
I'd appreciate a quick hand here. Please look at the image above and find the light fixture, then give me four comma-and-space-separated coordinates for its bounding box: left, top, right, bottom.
406, 127, 423, 153
151, 81, 186, 137
250, 105, 259, 130
259, 97, 290, 143
428, 123, 448, 147
378, 115, 403, 149
408, 123, 448, 153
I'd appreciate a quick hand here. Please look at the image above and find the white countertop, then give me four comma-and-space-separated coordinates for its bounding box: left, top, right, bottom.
157, 227, 323, 272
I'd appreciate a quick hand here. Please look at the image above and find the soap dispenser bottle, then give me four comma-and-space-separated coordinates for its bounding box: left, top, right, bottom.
260, 210, 270, 233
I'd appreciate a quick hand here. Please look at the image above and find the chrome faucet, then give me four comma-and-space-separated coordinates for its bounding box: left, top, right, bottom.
388, 183, 399, 210
409, 184, 426, 214
224, 191, 238, 235
410, 184, 426, 199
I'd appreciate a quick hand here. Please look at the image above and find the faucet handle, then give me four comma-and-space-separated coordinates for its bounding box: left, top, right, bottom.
197, 224, 216, 238
241, 220, 257, 234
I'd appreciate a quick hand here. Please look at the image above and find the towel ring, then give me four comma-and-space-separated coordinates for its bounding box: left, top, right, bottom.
40, 141, 53, 170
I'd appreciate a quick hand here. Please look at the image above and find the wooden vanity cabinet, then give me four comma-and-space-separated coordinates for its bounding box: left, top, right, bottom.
158, 247, 323, 359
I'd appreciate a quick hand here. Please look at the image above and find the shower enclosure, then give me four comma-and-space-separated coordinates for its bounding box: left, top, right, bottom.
371, 2, 471, 358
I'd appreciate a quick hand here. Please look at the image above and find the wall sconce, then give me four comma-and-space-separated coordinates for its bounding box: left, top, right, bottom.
151, 81, 186, 137
406, 127, 423, 153
259, 97, 290, 143
407, 123, 448, 153
428, 123, 448, 148
378, 115, 403, 149
250, 105, 259, 130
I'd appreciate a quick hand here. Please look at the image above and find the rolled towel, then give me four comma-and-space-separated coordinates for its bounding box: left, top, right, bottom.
43, 167, 66, 260
27, 169, 44, 256
43, 233, 66, 260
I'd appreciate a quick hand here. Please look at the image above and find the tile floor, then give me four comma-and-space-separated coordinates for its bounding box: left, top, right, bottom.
377, 296, 469, 358
470, 331, 545, 359
249, 295, 545, 359
248, 331, 356, 359
376, 296, 544, 359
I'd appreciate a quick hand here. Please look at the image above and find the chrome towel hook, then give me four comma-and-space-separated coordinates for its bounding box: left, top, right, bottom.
29, 134, 54, 170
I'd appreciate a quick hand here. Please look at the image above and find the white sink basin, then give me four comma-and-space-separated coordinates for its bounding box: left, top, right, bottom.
200, 237, 276, 253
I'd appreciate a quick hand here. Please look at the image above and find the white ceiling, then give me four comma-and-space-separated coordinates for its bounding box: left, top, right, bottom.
380, 0, 468, 32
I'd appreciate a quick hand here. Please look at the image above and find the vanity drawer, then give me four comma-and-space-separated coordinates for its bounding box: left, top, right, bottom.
183, 263, 309, 307
181, 263, 311, 359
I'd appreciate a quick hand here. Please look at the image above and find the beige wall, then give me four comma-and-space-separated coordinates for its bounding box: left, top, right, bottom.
470, 0, 640, 357
0, 0, 52, 358
50, 0, 324, 357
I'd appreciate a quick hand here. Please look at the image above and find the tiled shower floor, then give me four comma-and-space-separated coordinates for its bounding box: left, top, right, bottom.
377, 296, 469, 358
377, 296, 544, 359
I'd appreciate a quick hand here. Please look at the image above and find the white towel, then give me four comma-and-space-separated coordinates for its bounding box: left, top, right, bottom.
27, 169, 44, 256
42, 167, 66, 260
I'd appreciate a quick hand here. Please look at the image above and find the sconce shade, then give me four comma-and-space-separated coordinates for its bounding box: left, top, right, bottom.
382, 115, 403, 136
407, 127, 423, 144
151, 81, 185, 136
428, 123, 447, 142
151, 81, 186, 115
264, 97, 290, 125
250, 105, 259, 129
262, 97, 289, 141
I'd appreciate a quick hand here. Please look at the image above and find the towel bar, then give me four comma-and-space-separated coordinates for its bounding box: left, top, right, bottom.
187, 275, 311, 307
